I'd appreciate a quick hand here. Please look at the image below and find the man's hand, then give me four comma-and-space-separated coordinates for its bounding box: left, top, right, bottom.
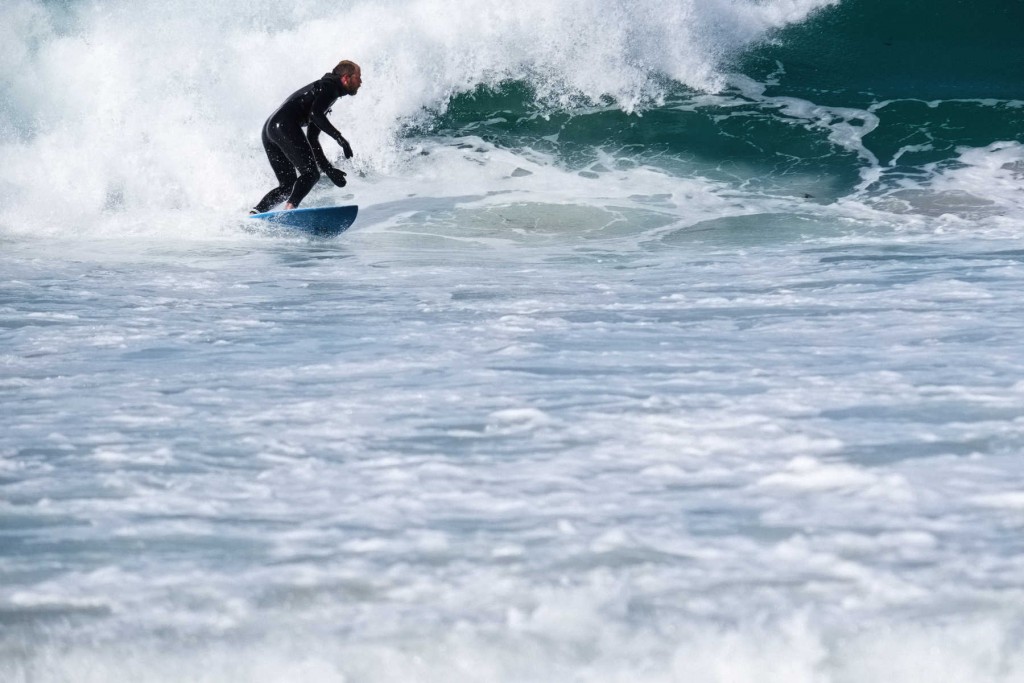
338, 137, 354, 159
325, 167, 348, 187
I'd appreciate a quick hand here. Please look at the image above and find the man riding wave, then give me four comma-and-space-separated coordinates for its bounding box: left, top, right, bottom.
251, 60, 362, 214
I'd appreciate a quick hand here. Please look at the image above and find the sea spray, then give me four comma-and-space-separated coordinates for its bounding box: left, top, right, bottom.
0, 0, 836, 230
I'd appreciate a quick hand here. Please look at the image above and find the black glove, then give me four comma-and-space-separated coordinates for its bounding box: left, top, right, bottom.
338, 137, 354, 159
325, 167, 347, 187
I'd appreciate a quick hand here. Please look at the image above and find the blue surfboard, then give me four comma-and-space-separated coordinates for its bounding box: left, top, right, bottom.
249, 205, 358, 237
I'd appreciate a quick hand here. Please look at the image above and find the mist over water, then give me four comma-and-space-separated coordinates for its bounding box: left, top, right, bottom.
3, 0, 1024, 681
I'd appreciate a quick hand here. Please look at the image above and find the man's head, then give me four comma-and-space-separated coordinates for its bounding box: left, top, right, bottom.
333, 60, 362, 95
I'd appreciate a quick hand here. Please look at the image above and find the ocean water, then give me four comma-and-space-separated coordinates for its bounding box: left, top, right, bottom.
3, 0, 1024, 680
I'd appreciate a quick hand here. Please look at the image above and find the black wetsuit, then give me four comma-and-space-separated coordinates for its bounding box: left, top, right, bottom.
253, 73, 351, 213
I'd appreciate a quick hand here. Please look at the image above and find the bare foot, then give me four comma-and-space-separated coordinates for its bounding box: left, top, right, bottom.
285, 203, 296, 210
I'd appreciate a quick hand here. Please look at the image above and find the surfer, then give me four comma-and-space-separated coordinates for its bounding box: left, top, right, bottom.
250, 60, 362, 214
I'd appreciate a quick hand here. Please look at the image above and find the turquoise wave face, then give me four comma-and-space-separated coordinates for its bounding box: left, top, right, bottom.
430, 92, 1021, 207
738, 0, 1024, 102
425, 0, 1024, 208
430, 84, 865, 200
731, 0, 1024, 197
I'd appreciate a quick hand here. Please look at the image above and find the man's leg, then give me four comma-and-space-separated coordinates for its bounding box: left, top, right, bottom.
252, 124, 298, 214
272, 123, 321, 209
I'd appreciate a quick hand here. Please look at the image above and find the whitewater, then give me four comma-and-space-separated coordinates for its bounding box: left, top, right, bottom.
3, 0, 1024, 680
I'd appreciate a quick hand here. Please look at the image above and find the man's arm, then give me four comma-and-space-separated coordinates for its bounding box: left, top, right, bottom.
310, 90, 353, 158
307, 121, 348, 188
306, 123, 333, 171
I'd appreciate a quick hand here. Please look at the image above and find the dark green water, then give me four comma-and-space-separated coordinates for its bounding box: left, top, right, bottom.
425, 0, 1024, 205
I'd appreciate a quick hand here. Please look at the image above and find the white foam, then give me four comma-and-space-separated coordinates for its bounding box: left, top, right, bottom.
932, 141, 1024, 213
4, 614, 1023, 683
757, 455, 881, 491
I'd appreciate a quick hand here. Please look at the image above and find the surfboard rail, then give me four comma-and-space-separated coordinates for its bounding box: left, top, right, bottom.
249, 205, 358, 237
